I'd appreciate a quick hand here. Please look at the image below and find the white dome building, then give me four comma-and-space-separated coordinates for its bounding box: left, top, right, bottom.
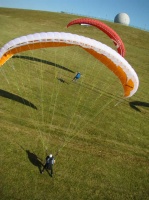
114, 13, 130, 26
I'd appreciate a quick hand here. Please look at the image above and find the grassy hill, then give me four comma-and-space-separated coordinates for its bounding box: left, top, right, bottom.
0, 8, 149, 200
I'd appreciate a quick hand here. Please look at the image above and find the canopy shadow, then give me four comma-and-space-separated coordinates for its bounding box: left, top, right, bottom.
0, 89, 37, 109
129, 101, 149, 112
13, 55, 75, 73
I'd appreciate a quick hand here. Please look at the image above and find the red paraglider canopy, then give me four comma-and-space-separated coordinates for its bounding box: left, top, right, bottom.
67, 18, 126, 57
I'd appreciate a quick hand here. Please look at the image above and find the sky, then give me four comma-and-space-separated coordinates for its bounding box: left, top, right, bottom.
0, 0, 149, 30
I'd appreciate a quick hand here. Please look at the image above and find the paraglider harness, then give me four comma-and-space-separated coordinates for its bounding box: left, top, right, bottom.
74, 72, 81, 79
72, 72, 81, 81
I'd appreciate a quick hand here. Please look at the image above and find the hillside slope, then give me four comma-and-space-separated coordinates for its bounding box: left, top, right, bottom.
0, 8, 149, 200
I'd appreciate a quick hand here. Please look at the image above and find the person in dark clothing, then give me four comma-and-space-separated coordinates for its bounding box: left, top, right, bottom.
41, 154, 55, 177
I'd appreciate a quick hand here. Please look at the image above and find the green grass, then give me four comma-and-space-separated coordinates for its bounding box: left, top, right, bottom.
0, 8, 149, 200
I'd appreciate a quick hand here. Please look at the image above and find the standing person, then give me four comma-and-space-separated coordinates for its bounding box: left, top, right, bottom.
72, 72, 81, 82
41, 154, 55, 177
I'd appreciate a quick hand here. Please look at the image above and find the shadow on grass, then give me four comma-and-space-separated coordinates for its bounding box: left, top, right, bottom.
57, 77, 69, 84
13, 55, 75, 73
26, 150, 43, 173
129, 101, 149, 112
0, 89, 37, 110
18, 144, 43, 173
